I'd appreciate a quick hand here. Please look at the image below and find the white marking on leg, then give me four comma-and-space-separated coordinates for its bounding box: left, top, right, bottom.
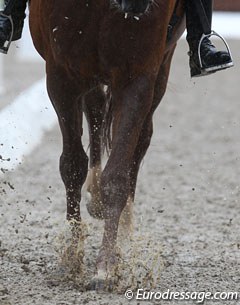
118, 196, 134, 243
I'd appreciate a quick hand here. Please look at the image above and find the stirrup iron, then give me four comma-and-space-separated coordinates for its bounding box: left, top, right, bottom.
0, 11, 14, 53
198, 31, 234, 73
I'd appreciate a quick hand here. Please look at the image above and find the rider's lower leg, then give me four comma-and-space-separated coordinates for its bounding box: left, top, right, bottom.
0, 0, 27, 53
185, 0, 233, 77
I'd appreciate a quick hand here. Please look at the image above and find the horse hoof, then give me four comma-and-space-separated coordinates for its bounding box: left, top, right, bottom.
88, 277, 106, 291
86, 200, 105, 220
87, 275, 115, 291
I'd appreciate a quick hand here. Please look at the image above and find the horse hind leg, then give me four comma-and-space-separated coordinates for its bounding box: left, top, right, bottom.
118, 196, 134, 243
85, 164, 102, 218
83, 85, 107, 219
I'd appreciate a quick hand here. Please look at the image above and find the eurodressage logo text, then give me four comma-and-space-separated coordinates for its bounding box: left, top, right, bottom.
124, 288, 239, 303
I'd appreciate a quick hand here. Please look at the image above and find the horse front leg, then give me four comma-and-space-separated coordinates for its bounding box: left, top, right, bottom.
118, 48, 176, 244
116, 116, 153, 242
90, 75, 155, 289
122, 48, 176, 234
47, 63, 89, 271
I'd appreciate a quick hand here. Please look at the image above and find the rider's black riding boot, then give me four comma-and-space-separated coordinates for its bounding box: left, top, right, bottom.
186, 0, 233, 77
0, 0, 27, 53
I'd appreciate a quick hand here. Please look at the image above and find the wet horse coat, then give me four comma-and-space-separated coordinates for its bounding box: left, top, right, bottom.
29, 0, 185, 288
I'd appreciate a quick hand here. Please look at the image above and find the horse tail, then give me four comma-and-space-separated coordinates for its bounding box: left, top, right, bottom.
101, 87, 113, 156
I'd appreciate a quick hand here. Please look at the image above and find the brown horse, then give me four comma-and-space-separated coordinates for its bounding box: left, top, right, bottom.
29, 0, 185, 289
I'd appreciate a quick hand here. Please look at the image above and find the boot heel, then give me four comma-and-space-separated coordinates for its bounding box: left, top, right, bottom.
12, 25, 23, 41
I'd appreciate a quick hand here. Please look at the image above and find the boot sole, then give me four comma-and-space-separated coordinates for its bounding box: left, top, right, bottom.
204, 61, 234, 73
191, 61, 234, 78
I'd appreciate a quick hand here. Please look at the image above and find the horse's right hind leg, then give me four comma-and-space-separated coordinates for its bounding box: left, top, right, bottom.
83, 86, 106, 219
